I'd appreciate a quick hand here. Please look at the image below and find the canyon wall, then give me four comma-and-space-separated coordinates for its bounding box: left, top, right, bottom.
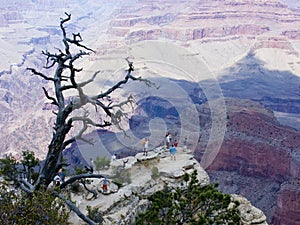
195, 98, 300, 223
1, 1, 300, 224
271, 182, 300, 225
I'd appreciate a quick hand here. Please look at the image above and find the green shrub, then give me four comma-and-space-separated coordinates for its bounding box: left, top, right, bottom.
136, 170, 240, 225
112, 167, 131, 186
0, 185, 70, 225
151, 166, 159, 180
94, 157, 110, 171
86, 205, 104, 224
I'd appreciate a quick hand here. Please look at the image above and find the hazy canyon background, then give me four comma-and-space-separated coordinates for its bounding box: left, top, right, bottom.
0, 0, 300, 224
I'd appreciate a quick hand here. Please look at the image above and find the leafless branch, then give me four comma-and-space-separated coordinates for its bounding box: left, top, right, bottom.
54, 191, 99, 225
95, 60, 157, 102
42, 87, 59, 106
60, 173, 108, 189
81, 180, 98, 200
60, 70, 100, 91
70, 50, 90, 64
78, 70, 101, 88
62, 115, 111, 148
68, 116, 111, 128
60, 12, 71, 55
45, 59, 57, 69
95, 69, 133, 100
27, 68, 55, 81
108, 94, 136, 111
66, 37, 95, 53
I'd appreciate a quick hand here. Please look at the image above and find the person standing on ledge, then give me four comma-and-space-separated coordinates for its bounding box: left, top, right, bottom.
173, 139, 179, 147
143, 138, 149, 156
183, 137, 188, 151
111, 153, 117, 162
102, 177, 110, 192
170, 144, 176, 160
165, 133, 171, 149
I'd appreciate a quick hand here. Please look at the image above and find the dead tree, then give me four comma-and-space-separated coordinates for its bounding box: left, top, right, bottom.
26, 12, 151, 191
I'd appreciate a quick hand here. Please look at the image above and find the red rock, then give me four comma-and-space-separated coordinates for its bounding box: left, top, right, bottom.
195, 98, 300, 223
271, 182, 300, 225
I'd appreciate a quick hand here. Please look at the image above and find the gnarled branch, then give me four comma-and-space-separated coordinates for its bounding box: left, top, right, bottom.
42, 87, 59, 106
60, 173, 109, 189
54, 191, 99, 225
27, 68, 55, 81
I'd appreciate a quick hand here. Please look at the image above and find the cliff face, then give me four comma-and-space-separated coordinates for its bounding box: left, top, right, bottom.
203, 99, 299, 181
194, 98, 300, 223
271, 182, 300, 225
106, 0, 300, 52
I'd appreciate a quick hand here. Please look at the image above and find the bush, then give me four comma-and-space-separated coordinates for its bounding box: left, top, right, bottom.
0, 185, 70, 225
86, 205, 104, 224
94, 157, 110, 171
151, 166, 159, 180
112, 167, 131, 186
136, 170, 240, 224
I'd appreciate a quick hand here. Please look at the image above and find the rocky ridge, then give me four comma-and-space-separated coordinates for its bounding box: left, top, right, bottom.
67, 146, 267, 225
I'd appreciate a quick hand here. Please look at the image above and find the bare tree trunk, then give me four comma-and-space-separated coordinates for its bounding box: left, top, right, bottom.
40, 130, 69, 187
26, 12, 154, 224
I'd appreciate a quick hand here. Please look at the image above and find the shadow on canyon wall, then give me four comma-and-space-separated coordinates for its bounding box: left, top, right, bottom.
64, 53, 300, 223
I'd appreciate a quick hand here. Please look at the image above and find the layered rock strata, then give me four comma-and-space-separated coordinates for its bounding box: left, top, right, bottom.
195, 98, 300, 223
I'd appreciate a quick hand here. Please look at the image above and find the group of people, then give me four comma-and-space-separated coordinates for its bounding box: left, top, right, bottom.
141, 132, 187, 161
52, 134, 188, 190
165, 132, 178, 160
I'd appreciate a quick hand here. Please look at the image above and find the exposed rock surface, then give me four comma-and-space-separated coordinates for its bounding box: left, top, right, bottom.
195, 98, 300, 223
200, 98, 300, 181
67, 147, 267, 225
271, 181, 300, 225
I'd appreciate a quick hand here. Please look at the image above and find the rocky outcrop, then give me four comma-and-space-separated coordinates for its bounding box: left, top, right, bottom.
208, 170, 281, 221
232, 194, 268, 225
111, 24, 269, 42
67, 147, 267, 225
282, 30, 300, 40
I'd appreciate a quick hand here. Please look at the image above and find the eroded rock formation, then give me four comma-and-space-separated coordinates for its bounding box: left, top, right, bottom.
67, 146, 267, 225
